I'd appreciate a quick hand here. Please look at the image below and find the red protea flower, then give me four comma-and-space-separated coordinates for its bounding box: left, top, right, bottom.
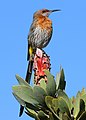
33, 48, 51, 85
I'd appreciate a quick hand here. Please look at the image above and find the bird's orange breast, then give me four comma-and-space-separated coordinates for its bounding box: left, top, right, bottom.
35, 16, 52, 31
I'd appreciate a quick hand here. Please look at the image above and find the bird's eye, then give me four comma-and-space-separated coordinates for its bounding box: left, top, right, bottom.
42, 10, 46, 13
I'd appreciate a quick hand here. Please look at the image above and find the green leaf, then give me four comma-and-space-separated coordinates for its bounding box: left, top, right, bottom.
25, 107, 40, 120
48, 111, 55, 120
33, 86, 47, 105
71, 89, 86, 119
77, 111, 86, 120
56, 68, 66, 90
15, 74, 29, 86
62, 113, 71, 120
38, 110, 49, 119
45, 96, 62, 120
45, 70, 56, 96
45, 96, 53, 109
57, 90, 71, 111
73, 91, 81, 118
26, 103, 40, 111
80, 88, 86, 96
12, 85, 39, 105
56, 72, 61, 90
13, 92, 25, 106
52, 97, 70, 116
80, 89, 86, 110
76, 99, 85, 119
39, 79, 47, 92
70, 96, 75, 110
80, 99, 85, 112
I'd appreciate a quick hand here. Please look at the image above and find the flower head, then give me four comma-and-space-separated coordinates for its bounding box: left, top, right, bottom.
33, 48, 51, 85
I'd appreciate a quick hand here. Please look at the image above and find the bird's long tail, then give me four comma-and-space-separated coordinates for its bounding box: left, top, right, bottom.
19, 45, 34, 117
19, 60, 33, 117
25, 60, 34, 83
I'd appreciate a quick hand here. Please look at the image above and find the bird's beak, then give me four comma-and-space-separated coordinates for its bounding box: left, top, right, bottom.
50, 9, 61, 13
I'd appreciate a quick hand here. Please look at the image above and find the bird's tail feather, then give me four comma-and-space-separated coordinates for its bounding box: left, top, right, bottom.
19, 59, 33, 117
27, 43, 30, 61
19, 105, 24, 117
25, 60, 34, 83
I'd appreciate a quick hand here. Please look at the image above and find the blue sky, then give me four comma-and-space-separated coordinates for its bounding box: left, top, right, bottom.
0, 0, 86, 120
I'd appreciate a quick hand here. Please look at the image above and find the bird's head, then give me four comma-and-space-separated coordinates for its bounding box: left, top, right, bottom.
33, 9, 61, 18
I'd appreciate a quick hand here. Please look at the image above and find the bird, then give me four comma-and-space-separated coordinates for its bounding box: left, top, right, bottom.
19, 8, 61, 117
